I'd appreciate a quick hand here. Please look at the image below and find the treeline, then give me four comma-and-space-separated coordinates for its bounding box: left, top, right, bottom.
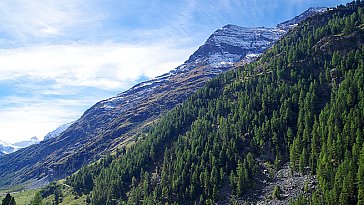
61, 1, 364, 204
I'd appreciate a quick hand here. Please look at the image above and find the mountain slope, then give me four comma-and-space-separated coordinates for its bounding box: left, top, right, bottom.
61, 2, 364, 204
0, 8, 325, 189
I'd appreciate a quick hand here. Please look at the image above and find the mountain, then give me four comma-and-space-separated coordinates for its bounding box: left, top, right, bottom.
0, 122, 73, 156
0, 140, 17, 155
61, 2, 364, 204
0, 122, 74, 156
0, 122, 75, 156
0, 137, 40, 156
0, 8, 323, 189
12, 137, 40, 148
43, 122, 73, 141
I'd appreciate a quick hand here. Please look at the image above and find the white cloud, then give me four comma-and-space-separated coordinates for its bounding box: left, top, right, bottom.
0, 42, 194, 89
0, 96, 88, 143
0, 0, 102, 39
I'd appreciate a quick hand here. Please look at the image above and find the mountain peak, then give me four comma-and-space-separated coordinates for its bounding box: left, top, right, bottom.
277, 6, 327, 30
221, 24, 242, 29
307, 6, 327, 12
12, 137, 40, 149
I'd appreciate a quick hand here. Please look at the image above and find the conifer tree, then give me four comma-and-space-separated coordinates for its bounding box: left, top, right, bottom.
2, 193, 12, 205
357, 144, 364, 204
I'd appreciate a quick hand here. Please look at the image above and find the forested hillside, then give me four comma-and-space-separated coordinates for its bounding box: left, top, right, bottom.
43, 1, 364, 204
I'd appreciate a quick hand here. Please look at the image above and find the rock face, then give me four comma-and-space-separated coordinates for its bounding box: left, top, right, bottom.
223, 163, 317, 204
0, 8, 325, 188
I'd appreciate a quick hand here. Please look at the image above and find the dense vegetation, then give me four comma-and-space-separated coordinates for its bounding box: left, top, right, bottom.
54, 1, 364, 204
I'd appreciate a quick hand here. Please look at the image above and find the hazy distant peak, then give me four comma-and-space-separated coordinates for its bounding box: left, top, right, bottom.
43, 122, 73, 141
12, 137, 40, 148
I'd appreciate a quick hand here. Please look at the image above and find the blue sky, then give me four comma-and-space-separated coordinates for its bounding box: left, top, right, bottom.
0, 0, 348, 143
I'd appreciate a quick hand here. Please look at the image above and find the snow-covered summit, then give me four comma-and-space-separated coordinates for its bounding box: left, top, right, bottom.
185, 25, 286, 68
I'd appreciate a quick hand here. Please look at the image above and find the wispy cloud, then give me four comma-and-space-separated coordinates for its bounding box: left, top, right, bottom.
0, 96, 91, 143
0, 42, 194, 89
0, 0, 104, 42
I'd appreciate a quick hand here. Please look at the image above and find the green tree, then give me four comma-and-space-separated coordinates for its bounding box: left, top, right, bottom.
54, 186, 62, 204
2, 193, 13, 205
358, 144, 364, 204
8, 198, 15, 205
31, 192, 43, 205
272, 185, 281, 200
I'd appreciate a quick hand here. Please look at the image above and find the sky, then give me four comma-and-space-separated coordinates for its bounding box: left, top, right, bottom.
0, 0, 349, 143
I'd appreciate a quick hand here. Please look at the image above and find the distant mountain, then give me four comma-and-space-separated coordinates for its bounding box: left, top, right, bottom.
0, 8, 324, 188
0, 140, 18, 155
0, 137, 40, 156
0, 122, 73, 156
12, 137, 40, 148
43, 122, 73, 141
